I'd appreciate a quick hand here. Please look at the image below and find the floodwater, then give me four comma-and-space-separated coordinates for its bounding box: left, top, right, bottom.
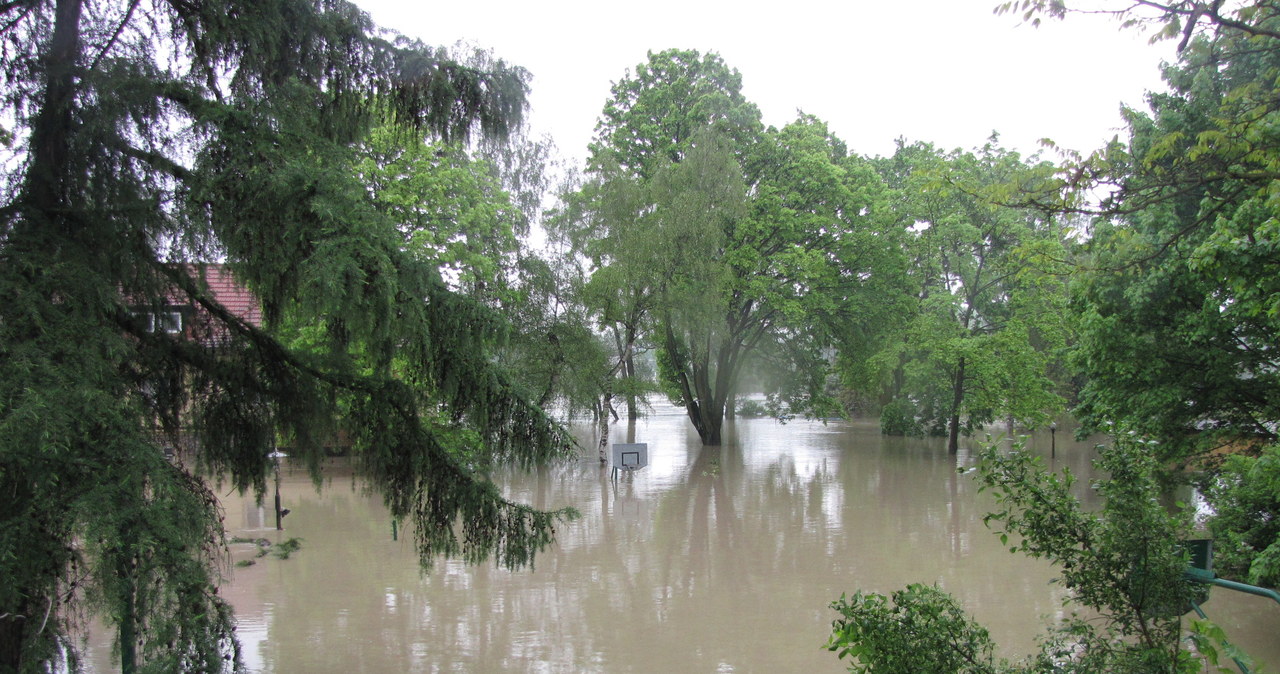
87, 404, 1280, 672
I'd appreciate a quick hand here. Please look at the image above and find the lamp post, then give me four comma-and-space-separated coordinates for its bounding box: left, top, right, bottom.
1049, 422, 1057, 460
269, 450, 288, 530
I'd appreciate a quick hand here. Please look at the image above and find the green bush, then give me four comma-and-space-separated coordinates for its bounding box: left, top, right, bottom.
879, 399, 921, 436
828, 584, 1003, 673
1203, 443, 1280, 588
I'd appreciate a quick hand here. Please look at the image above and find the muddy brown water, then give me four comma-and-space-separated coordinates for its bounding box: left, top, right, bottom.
86, 404, 1280, 672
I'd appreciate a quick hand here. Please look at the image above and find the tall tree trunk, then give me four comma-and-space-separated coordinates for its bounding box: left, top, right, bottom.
947, 356, 966, 454
703, 414, 723, 445
693, 365, 726, 445
696, 368, 728, 445
23, 0, 83, 219
662, 324, 738, 446
624, 350, 639, 422
0, 596, 38, 673
536, 331, 563, 408
597, 385, 613, 463
118, 557, 137, 674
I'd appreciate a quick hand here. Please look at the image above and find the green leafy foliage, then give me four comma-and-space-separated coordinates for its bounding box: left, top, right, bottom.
827, 584, 1007, 674
588, 49, 762, 179
1029, 2, 1280, 463
878, 398, 923, 436
551, 150, 672, 434
269, 537, 304, 560
356, 126, 523, 295
977, 439, 1229, 671
849, 140, 1070, 449
1187, 619, 1256, 674
977, 441, 1196, 637
994, 0, 1280, 593
733, 397, 766, 418
1203, 444, 1280, 588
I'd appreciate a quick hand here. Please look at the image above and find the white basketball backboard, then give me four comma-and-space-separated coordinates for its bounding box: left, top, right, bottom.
610, 443, 648, 471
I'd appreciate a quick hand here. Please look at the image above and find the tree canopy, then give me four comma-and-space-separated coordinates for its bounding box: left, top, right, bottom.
850, 140, 1071, 451
1065, 19, 1280, 461
588, 48, 762, 179
1038, 0, 1280, 595
565, 50, 907, 445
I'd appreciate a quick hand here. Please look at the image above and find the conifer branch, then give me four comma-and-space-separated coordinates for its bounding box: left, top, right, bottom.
87, 0, 140, 72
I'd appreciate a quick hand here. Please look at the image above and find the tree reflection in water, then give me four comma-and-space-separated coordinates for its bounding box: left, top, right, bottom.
84, 404, 1278, 672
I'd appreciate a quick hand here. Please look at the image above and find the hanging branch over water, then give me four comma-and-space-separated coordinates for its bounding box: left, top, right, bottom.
0, 0, 574, 671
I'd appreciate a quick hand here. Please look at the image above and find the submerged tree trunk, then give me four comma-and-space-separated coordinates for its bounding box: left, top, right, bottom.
948, 356, 966, 454
699, 402, 724, 446
624, 350, 639, 422
536, 331, 564, 408
597, 385, 613, 463
677, 353, 730, 445
118, 557, 137, 674
663, 322, 744, 446
597, 348, 631, 461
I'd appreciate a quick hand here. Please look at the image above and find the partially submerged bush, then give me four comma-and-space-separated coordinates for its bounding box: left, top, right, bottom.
828, 438, 1247, 673
828, 584, 1005, 674
879, 399, 922, 437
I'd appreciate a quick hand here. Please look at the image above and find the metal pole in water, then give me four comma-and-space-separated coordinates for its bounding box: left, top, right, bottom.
1050, 422, 1057, 460
269, 450, 288, 530
274, 465, 282, 531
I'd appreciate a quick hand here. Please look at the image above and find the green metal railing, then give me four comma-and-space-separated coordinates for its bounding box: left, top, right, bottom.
1180, 540, 1280, 674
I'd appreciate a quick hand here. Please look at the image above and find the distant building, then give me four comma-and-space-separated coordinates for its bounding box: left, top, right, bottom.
198, 264, 263, 329
130, 264, 263, 347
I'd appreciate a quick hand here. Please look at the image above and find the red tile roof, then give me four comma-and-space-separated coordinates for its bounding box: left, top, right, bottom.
195, 264, 262, 328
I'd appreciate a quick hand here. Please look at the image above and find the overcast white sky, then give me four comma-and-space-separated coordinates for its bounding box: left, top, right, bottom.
356, 0, 1174, 164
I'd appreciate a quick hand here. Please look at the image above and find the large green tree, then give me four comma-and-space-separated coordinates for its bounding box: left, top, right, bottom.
570, 50, 904, 445
0, 1, 574, 672
852, 140, 1070, 451
1004, 0, 1280, 459
1068, 36, 1280, 461
1001, 0, 1280, 588
588, 49, 762, 179
557, 48, 764, 446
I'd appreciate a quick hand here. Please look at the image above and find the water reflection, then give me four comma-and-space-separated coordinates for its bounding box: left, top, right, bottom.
85, 405, 1279, 672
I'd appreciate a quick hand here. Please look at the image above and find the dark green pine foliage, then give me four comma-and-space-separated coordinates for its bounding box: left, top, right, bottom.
0, 1, 575, 672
